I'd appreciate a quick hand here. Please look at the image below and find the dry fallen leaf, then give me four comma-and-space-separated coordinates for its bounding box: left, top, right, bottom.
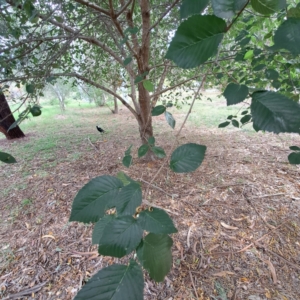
264, 259, 277, 284
42, 234, 56, 240
220, 221, 239, 230
213, 271, 235, 277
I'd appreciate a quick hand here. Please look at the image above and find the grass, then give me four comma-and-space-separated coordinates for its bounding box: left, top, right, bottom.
1, 93, 256, 166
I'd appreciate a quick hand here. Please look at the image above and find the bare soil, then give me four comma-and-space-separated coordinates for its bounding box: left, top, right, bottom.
0, 108, 299, 300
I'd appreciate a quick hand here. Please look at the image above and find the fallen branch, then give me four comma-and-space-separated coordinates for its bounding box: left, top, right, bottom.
3, 282, 47, 300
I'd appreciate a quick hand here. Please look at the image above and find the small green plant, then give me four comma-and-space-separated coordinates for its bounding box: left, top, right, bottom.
21, 198, 32, 207
70, 143, 207, 299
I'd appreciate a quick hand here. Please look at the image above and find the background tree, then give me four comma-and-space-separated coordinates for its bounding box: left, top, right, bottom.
1, 0, 204, 151
0, 89, 25, 139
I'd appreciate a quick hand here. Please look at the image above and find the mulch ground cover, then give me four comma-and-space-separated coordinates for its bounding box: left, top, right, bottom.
1, 108, 299, 300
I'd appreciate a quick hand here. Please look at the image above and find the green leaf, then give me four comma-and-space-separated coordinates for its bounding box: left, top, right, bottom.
274, 18, 300, 55
119, 36, 129, 46
253, 64, 265, 71
134, 75, 144, 84
30, 105, 42, 117
223, 83, 249, 106
138, 144, 149, 157
265, 69, 279, 80
180, 0, 209, 19
134, 71, 149, 84
289, 146, 300, 151
251, 91, 300, 134
244, 50, 254, 60
7, 119, 21, 131
148, 136, 155, 146
46, 76, 56, 83
218, 121, 230, 128
26, 83, 35, 94
170, 143, 206, 173
235, 29, 248, 41
151, 105, 166, 116
212, 0, 248, 19
165, 15, 226, 69
137, 234, 173, 282
288, 152, 300, 164
54, 16, 63, 23
116, 182, 142, 216
152, 146, 166, 159
138, 208, 177, 234
240, 114, 252, 124
143, 80, 154, 92
125, 144, 133, 156
165, 111, 175, 129
271, 80, 281, 89
287, 7, 300, 18
23, 0, 36, 17
92, 214, 115, 245
125, 27, 139, 34
251, 0, 286, 15
0, 151, 17, 164
123, 57, 132, 66
241, 110, 249, 115
98, 215, 143, 258
116, 171, 135, 186
231, 119, 239, 128
69, 176, 123, 223
122, 155, 132, 168
239, 37, 251, 47
74, 260, 144, 300
264, 30, 273, 39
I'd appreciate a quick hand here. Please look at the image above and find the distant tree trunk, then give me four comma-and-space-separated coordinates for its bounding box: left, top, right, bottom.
0, 92, 25, 140
112, 84, 118, 114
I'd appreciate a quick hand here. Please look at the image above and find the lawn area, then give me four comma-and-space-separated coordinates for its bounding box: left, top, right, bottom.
1, 92, 300, 300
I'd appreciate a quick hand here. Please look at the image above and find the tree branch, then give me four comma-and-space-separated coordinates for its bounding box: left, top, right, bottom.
116, 0, 133, 17
73, 0, 110, 16
0, 36, 71, 54
151, 61, 170, 107
148, 0, 180, 32
1, 73, 138, 118
150, 73, 204, 99
37, 13, 124, 66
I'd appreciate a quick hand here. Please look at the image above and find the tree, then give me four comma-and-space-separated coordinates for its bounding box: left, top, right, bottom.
1, 0, 300, 299
0, 91, 25, 139
1, 0, 201, 151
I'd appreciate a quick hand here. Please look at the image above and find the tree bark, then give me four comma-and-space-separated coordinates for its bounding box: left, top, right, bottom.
112, 84, 118, 114
0, 92, 25, 140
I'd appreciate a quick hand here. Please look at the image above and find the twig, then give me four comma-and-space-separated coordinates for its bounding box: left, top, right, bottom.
3, 282, 47, 300
86, 137, 100, 153
189, 270, 199, 299
139, 179, 176, 198
244, 196, 275, 230
145, 73, 208, 198
210, 220, 287, 256
142, 199, 179, 215
250, 193, 285, 199
71, 251, 98, 256
187, 224, 194, 248
176, 74, 207, 137
254, 241, 300, 272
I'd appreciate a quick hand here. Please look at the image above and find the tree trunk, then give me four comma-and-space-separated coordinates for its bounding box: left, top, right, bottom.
137, 84, 153, 144
0, 92, 25, 140
112, 84, 118, 114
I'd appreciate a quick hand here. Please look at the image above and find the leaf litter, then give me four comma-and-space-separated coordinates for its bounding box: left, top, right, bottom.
0, 107, 299, 300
